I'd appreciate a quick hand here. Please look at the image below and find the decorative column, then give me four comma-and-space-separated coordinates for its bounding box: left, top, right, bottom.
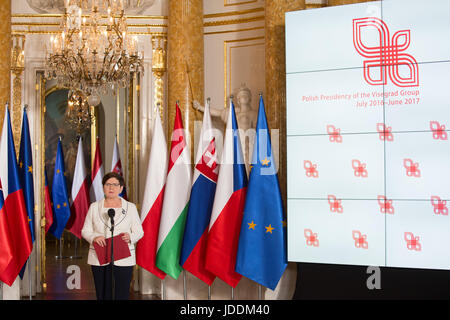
151, 35, 167, 118
0, 0, 11, 130
265, 0, 305, 207
11, 34, 26, 152
264, 0, 305, 300
167, 0, 204, 153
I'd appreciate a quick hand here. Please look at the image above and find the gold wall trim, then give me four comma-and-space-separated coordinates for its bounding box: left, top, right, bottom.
204, 15, 264, 27
204, 7, 264, 18
12, 14, 168, 19
12, 30, 165, 36
224, 0, 257, 6
204, 26, 264, 36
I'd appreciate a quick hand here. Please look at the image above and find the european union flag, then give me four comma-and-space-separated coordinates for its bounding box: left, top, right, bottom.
235, 95, 287, 290
18, 108, 35, 279
49, 138, 71, 239
19, 108, 35, 243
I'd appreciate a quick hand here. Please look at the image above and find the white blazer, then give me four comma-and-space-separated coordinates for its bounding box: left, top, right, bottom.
81, 198, 144, 266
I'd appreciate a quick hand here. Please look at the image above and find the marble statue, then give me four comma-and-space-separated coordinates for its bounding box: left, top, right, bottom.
193, 84, 258, 167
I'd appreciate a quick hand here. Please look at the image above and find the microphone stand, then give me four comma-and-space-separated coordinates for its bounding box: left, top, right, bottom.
110, 213, 115, 301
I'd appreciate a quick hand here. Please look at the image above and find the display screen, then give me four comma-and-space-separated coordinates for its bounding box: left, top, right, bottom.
286, 0, 450, 269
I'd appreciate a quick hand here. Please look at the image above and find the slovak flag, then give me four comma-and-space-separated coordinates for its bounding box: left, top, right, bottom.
180, 99, 218, 285
90, 137, 104, 202
205, 100, 248, 288
0, 108, 32, 286
66, 137, 90, 239
111, 137, 127, 200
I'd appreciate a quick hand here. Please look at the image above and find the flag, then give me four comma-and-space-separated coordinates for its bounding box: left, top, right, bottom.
156, 103, 192, 279
205, 100, 247, 288
18, 107, 35, 279
0, 181, 13, 284
66, 137, 90, 239
18, 108, 35, 243
180, 100, 218, 285
235, 95, 288, 290
49, 138, 71, 239
111, 137, 127, 200
44, 167, 53, 234
90, 137, 104, 202
0, 107, 32, 286
136, 109, 167, 279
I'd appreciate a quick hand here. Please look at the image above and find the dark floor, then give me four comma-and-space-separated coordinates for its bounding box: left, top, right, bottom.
33, 232, 159, 300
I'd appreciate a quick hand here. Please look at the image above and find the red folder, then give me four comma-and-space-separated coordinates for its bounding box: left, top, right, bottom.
93, 233, 131, 265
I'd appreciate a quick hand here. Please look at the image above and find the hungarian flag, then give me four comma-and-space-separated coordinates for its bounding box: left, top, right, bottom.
136, 109, 167, 279
0, 181, 13, 284
0, 108, 32, 286
66, 137, 90, 239
49, 138, 71, 239
44, 167, 53, 234
156, 103, 192, 280
180, 100, 218, 285
90, 137, 104, 202
111, 137, 127, 200
205, 100, 247, 288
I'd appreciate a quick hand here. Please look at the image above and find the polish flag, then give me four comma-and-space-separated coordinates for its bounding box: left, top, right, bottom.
205, 100, 247, 288
111, 137, 127, 200
180, 100, 218, 285
66, 137, 90, 239
90, 137, 104, 202
136, 109, 167, 279
0, 108, 33, 286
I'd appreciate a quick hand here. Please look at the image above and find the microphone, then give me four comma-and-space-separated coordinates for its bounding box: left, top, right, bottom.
108, 208, 115, 231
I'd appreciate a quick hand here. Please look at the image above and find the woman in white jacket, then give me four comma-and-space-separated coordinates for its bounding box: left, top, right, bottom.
82, 172, 144, 300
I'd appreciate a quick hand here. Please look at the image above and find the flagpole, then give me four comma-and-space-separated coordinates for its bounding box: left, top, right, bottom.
258, 284, 262, 300
183, 270, 187, 300
28, 257, 32, 300
231, 287, 234, 300
70, 234, 81, 259
161, 279, 165, 300
208, 285, 211, 300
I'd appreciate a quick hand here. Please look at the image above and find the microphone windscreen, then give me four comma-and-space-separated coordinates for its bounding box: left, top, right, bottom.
108, 208, 115, 218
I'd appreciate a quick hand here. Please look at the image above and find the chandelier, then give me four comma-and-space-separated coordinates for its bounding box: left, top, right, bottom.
45, 0, 144, 103
65, 90, 92, 134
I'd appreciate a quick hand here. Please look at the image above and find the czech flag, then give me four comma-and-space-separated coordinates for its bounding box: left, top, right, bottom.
205, 100, 247, 288
0, 181, 13, 284
0, 108, 32, 286
180, 99, 218, 285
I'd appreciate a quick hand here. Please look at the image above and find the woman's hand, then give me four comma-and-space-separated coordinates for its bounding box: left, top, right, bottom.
121, 232, 131, 244
93, 236, 106, 247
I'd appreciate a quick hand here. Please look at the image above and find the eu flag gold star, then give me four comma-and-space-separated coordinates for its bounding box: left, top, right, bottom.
261, 157, 270, 166
28, 166, 33, 173
248, 220, 256, 230
265, 224, 274, 234
56, 169, 60, 174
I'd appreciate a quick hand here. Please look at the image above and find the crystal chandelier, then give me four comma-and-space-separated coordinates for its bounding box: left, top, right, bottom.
45, 0, 144, 102
65, 90, 92, 134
